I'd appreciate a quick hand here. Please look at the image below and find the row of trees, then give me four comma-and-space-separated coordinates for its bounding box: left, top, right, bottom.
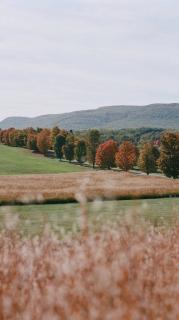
96, 133, 179, 179
0, 127, 179, 178
95, 140, 157, 172
0, 127, 100, 167
95, 133, 179, 179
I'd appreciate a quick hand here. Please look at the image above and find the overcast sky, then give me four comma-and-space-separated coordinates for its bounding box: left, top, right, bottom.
0, 0, 179, 120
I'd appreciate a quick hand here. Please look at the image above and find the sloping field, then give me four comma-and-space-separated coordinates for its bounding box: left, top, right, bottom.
0, 171, 179, 204
0, 144, 88, 175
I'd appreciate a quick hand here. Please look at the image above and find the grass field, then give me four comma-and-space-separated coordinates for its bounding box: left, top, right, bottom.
0, 205, 179, 318
1, 147, 179, 318
0, 144, 88, 174
0, 170, 179, 204
1, 198, 179, 236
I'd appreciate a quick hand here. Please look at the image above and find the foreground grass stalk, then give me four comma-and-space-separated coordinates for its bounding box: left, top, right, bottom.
80, 199, 89, 237
0, 215, 178, 319
75, 177, 90, 237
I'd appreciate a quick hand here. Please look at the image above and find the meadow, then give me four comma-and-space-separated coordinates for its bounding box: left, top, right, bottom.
0, 142, 179, 319
0, 144, 87, 175
1, 198, 179, 236
0, 170, 179, 205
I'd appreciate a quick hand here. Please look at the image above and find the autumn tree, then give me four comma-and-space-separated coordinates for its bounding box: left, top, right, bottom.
27, 133, 38, 151
2, 128, 15, 145
115, 141, 138, 171
158, 132, 179, 178
8, 129, 17, 146
9, 129, 27, 147
75, 139, 87, 163
54, 134, 66, 159
87, 129, 100, 168
37, 129, 51, 155
25, 127, 36, 134
95, 139, 118, 169
138, 142, 160, 175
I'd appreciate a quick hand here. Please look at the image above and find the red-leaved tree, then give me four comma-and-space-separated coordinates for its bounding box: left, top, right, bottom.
115, 141, 138, 171
95, 140, 118, 169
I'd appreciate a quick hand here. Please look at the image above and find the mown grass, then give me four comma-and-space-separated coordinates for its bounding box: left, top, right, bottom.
0, 144, 88, 175
1, 198, 179, 236
0, 171, 179, 205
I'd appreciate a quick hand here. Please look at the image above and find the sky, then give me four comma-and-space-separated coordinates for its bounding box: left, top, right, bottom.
0, 0, 179, 120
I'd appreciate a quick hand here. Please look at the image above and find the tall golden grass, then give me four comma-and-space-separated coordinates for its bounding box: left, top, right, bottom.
0, 171, 179, 204
0, 211, 179, 319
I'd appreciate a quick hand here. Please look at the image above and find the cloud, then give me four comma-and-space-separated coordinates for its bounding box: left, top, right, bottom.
0, 0, 179, 119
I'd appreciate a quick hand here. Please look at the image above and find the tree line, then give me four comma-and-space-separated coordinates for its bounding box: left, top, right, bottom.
0, 127, 179, 178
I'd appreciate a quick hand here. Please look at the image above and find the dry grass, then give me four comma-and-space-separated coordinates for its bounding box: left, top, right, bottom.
0, 214, 179, 319
0, 171, 179, 204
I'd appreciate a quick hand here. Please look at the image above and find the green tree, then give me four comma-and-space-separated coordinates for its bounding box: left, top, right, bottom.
75, 139, 87, 163
51, 127, 61, 147
63, 144, 74, 162
158, 132, 179, 178
138, 142, 160, 175
27, 133, 38, 151
62, 132, 75, 162
54, 134, 66, 159
87, 129, 100, 168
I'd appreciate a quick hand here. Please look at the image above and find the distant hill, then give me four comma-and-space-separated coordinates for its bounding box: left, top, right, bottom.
0, 103, 179, 130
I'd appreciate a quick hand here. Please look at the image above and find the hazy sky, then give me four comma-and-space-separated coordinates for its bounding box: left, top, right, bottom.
0, 0, 179, 120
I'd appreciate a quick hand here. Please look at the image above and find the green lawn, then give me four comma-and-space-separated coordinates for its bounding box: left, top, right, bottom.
1, 198, 179, 236
0, 144, 88, 175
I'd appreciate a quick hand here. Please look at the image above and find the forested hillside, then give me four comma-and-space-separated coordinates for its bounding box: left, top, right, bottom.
0, 103, 179, 130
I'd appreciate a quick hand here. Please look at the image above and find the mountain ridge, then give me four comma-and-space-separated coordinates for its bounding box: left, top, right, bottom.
0, 103, 179, 130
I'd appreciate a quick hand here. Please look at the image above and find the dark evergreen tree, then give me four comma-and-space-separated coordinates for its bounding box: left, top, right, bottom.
54, 134, 66, 159
87, 129, 100, 168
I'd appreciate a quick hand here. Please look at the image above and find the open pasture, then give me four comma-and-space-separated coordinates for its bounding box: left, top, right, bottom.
0, 144, 88, 175
1, 198, 179, 236
0, 171, 179, 205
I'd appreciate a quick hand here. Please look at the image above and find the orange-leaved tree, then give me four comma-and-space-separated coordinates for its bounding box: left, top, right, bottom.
37, 129, 51, 155
115, 141, 138, 171
95, 139, 118, 169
